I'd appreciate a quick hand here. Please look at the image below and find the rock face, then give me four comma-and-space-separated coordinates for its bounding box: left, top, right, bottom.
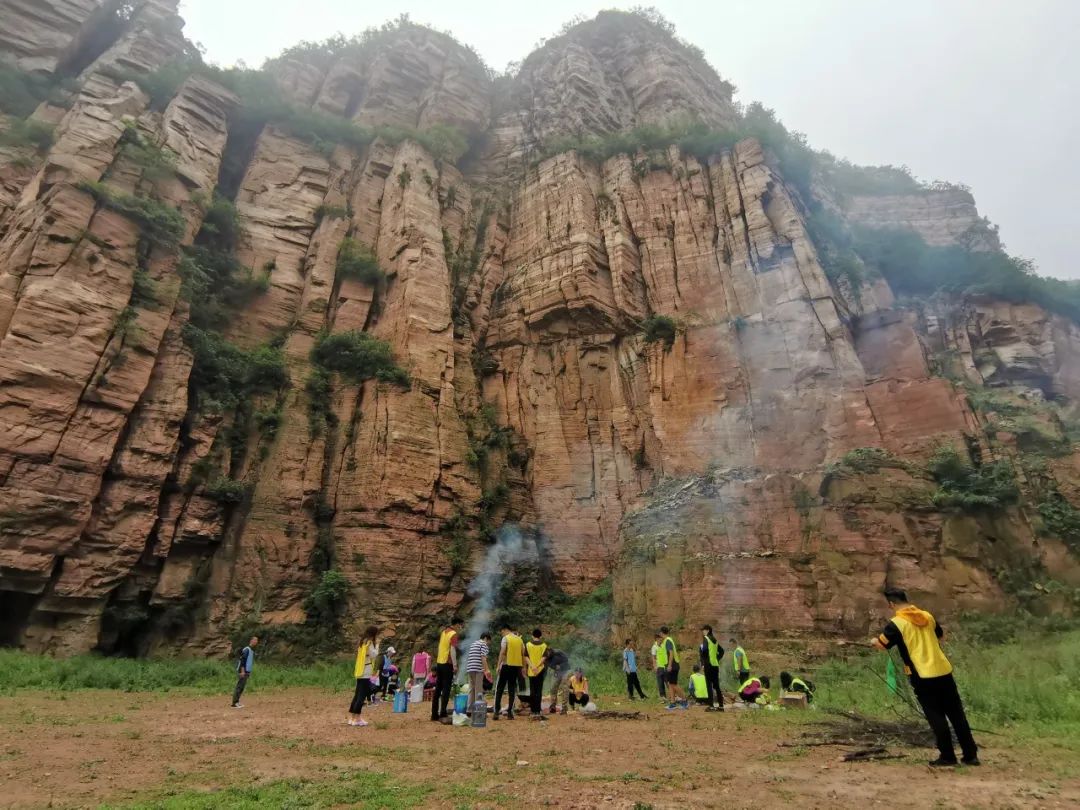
842, 188, 999, 249
0, 7, 1077, 655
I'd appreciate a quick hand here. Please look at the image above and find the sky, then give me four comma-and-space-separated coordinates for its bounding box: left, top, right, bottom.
178, 0, 1080, 279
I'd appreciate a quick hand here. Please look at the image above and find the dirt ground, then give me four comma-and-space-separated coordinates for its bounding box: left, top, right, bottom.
1, 688, 1077, 809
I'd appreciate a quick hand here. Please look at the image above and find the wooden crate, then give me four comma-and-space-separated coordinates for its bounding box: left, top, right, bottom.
780, 692, 808, 708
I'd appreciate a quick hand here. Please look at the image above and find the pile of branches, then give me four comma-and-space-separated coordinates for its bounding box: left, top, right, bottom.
781, 709, 934, 762
581, 710, 644, 720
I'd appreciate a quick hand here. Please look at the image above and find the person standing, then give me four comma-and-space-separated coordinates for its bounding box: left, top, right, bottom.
493, 624, 525, 720
525, 628, 550, 717
699, 625, 724, 710
547, 648, 570, 714
659, 625, 688, 709
730, 637, 750, 685
872, 588, 979, 766
465, 632, 492, 709
650, 632, 667, 702
231, 636, 258, 708
347, 626, 379, 726
431, 616, 462, 722
623, 639, 647, 700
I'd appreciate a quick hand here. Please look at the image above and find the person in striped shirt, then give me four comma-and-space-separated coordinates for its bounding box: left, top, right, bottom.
465, 632, 492, 710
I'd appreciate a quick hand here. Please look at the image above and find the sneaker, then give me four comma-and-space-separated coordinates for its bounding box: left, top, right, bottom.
354, 718, 369, 727
961, 757, 981, 766
231, 704, 243, 709
666, 703, 678, 710
680, 700, 690, 709
928, 758, 959, 767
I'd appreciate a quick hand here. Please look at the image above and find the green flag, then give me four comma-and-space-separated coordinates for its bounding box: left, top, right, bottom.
885, 657, 898, 694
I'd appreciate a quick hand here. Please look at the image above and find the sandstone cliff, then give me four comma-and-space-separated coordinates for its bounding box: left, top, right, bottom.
0, 4, 1077, 656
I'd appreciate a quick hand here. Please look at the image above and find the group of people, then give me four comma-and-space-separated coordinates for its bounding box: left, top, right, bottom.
426, 620, 594, 722
233, 587, 980, 767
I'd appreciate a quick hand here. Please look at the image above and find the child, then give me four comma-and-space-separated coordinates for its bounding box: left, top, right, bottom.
623, 639, 647, 700
688, 664, 711, 705
568, 668, 590, 710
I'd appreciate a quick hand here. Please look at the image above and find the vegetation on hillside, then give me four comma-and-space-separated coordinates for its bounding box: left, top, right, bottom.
335, 238, 385, 285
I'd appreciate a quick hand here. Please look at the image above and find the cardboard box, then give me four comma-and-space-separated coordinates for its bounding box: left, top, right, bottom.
780, 692, 808, 708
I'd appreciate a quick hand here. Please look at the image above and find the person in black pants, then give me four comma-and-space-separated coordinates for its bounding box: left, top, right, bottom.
525, 628, 550, 717
622, 639, 647, 700
872, 587, 979, 766
431, 617, 462, 722
699, 625, 724, 709
493, 625, 525, 720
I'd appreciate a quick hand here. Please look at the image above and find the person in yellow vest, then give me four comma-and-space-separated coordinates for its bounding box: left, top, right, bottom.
698, 625, 724, 710
347, 625, 380, 727
658, 625, 688, 710
431, 616, 462, 723
780, 671, 815, 704
524, 627, 550, 717
688, 664, 711, 705
730, 637, 749, 685
567, 668, 591, 710
493, 623, 525, 720
871, 587, 979, 766
738, 674, 771, 705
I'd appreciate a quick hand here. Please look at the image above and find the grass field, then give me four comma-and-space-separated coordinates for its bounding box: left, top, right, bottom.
2, 615, 1079, 809
2, 614, 1077, 741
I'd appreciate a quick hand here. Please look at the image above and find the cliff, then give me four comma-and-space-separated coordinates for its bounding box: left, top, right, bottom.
1, 3, 1077, 656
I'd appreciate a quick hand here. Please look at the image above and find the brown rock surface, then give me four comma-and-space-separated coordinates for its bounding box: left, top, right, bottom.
0, 9, 1077, 655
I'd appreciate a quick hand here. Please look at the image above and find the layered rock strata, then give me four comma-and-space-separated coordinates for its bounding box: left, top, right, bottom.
0, 4, 1077, 654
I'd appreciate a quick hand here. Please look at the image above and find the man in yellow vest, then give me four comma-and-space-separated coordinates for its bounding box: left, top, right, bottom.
431, 616, 462, 723
493, 623, 525, 720
871, 587, 979, 766
658, 625, 688, 709
525, 627, 550, 717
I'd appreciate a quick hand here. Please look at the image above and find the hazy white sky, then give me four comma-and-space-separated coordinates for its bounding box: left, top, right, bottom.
179, 0, 1080, 279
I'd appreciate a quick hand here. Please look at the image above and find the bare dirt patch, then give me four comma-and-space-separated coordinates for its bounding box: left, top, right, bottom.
1, 689, 1077, 808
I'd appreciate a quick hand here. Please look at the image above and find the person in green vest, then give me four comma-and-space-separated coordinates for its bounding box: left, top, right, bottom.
698, 625, 724, 710
780, 671, 815, 704
658, 625, 688, 710
730, 636, 749, 685
738, 674, 771, 705
688, 665, 711, 705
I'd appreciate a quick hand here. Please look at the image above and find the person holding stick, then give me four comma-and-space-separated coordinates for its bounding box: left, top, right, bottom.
871, 587, 979, 766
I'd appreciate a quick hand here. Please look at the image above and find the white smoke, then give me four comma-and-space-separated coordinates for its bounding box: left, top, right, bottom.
458, 524, 537, 679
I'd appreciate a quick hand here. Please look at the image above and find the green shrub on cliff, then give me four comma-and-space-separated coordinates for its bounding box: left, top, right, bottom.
641, 314, 677, 349
182, 326, 288, 412
0, 118, 54, 151
335, 238, 385, 285
310, 330, 410, 387
77, 181, 186, 248
303, 569, 350, 627
925, 445, 1019, 511
852, 225, 1080, 324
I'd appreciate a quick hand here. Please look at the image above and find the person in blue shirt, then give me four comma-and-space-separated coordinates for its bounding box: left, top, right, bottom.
623, 639, 647, 700
231, 636, 258, 708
